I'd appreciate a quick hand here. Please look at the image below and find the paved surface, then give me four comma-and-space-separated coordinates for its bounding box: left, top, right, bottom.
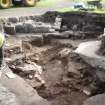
0, 0, 73, 18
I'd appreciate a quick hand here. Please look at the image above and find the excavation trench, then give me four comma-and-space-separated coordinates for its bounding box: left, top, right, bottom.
4, 36, 99, 105
1, 11, 105, 105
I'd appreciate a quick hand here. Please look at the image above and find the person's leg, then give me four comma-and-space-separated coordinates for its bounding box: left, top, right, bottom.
0, 46, 3, 67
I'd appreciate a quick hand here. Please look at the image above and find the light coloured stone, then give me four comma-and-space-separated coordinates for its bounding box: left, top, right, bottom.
0, 84, 20, 105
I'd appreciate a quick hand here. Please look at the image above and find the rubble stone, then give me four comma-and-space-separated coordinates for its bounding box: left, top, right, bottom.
22, 34, 44, 47
8, 17, 19, 23
14, 62, 42, 79
83, 87, 92, 96
83, 83, 98, 96
44, 31, 70, 39
4, 37, 22, 57
23, 22, 34, 33
58, 48, 72, 58
19, 17, 27, 22
4, 24, 16, 35
15, 23, 25, 33
33, 24, 52, 33
53, 16, 62, 30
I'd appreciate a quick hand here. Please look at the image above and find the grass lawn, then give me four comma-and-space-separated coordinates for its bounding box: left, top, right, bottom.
57, 7, 78, 13
57, 7, 105, 14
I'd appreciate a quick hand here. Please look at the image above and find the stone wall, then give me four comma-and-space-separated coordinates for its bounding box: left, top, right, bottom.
1, 11, 105, 37
42, 11, 105, 35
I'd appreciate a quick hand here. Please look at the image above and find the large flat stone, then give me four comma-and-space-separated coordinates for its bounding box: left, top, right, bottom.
44, 31, 70, 39
0, 64, 50, 105
4, 24, 16, 35
0, 84, 20, 105
74, 41, 105, 69
84, 94, 105, 105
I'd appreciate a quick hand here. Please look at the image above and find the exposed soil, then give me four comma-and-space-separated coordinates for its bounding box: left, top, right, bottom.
4, 36, 95, 105
2, 11, 105, 105
37, 59, 89, 105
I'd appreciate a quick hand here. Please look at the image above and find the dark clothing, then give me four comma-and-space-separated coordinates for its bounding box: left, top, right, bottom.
0, 46, 3, 67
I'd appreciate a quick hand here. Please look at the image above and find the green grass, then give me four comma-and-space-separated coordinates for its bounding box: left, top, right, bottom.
36, 0, 105, 14
57, 7, 105, 14
90, 9, 105, 14
57, 7, 79, 13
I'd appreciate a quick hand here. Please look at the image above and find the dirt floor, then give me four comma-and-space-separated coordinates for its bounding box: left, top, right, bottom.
37, 59, 88, 105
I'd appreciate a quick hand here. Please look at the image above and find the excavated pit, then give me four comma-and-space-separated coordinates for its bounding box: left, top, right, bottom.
1, 11, 105, 105
4, 37, 89, 105
4, 36, 104, 105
